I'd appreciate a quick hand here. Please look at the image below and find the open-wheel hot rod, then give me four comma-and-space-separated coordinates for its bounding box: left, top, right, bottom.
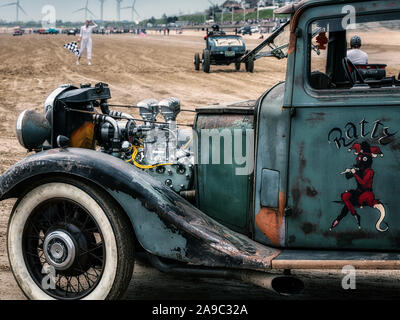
194, 24, 254, 73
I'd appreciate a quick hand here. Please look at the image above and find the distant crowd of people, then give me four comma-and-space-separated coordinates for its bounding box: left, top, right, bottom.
185, 17, 289, 28
154, 28, 184, 35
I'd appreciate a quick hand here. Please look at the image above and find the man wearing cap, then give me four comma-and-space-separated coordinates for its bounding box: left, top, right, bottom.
77, 20, 97, 66
347, 35, 368, 65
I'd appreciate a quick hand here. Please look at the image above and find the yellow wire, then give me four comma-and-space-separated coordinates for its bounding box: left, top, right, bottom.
125, 145, 173, 169
182, 136, 193, 150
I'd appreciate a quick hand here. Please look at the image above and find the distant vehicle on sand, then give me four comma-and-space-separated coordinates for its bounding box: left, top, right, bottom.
48, 28, 59, 34
13, 27, 23, 36
239, 26, 252, 36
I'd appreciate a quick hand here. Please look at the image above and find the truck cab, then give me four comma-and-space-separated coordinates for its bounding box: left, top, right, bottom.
261, 0, 400, 251
197, 0, 400, 252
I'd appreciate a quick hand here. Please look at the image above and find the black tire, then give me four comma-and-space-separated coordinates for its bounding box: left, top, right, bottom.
194, 52, 200, 71
7, 177, 135, 300
235, 62, 241, 71
246, 58, 254, 73
202, 50, 211, 73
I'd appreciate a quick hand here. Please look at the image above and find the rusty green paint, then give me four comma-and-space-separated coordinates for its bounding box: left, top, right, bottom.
282, 0, 400, 249
194, 106, 255, 235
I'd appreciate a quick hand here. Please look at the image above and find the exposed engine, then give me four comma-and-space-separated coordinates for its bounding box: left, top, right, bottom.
16, 83, 195, 193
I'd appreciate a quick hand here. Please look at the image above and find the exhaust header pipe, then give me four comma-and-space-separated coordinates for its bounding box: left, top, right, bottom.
236, 270, 304, 296
146, 254, 304, 296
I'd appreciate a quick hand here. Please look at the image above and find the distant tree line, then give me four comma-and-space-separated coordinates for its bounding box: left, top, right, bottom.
0, 8, 286, 28
141, 9, 285, 26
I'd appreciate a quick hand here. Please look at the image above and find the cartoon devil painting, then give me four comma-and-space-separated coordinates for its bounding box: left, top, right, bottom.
330, 141, 389, 232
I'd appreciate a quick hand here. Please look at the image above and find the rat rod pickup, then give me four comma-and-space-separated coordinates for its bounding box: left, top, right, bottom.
1, 0, 400, 299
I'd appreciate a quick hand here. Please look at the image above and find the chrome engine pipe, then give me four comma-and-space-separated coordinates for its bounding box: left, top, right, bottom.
109, 110, 135, 121
93, 114, 121, 155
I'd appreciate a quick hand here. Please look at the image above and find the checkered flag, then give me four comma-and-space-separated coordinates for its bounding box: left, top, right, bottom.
64, 41, 80, 57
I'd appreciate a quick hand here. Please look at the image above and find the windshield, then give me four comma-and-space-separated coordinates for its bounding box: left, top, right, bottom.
210, 37, 244, 47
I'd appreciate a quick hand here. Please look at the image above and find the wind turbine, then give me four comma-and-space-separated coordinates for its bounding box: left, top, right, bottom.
122, 0, 139, 23
116, 0, 123, 21
99, 0, 106, 21
257, 0, 263, 21
73, 0, 96, 21
0, 0, 27, 22
241, 1, 246, 22
207, 0, 216, 21
221, 7, 226, 24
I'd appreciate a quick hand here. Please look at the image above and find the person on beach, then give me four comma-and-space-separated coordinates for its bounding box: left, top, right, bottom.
77, 20, 97, 66
347, 35, 368, 65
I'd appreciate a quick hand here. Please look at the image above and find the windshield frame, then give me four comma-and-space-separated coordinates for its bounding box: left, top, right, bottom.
240, 19, 291, 62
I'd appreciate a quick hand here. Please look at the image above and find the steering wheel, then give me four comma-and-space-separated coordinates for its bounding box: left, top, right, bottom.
342, 57, 365, 86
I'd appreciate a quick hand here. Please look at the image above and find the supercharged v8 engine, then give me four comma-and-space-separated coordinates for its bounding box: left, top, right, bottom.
16, 83, 195, 194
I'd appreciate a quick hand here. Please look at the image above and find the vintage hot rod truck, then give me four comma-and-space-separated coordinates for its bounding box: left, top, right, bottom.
1, 0, 400, 300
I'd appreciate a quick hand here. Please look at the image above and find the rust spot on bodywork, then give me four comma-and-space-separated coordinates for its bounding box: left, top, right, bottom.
390, 142, 400, 151
288, 235, 296, 244
301, 222, 316, 234
322, 227, 376, 247
306, 186, 318, 197
288, 30, 297, 55
306, 112, 325, 126
287, 2, 305, 55
255, 192, 286, 246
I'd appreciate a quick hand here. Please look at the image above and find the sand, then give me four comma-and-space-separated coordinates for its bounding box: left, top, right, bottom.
0, 31, 400, 300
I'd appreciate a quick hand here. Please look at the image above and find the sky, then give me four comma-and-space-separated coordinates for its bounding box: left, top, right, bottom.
0, 0, 227, 22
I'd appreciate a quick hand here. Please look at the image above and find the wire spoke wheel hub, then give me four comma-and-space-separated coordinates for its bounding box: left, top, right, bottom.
43, 230, 76, 270
22, 198, 105, 299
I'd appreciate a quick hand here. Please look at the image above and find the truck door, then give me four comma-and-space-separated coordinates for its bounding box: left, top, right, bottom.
286, 2, 400, 251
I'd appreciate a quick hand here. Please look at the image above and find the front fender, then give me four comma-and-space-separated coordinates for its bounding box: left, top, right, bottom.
0, 148, 280, 271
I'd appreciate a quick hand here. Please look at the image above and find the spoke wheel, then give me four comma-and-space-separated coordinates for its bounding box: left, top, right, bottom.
23, 198, 105, 299
8, 179, 135, 300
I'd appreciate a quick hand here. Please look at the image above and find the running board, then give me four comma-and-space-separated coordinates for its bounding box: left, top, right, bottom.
272, 250, 400, 270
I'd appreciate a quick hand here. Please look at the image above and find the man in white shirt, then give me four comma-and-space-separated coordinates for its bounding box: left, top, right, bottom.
77, 20, 97, 66
347, 35, 368, 65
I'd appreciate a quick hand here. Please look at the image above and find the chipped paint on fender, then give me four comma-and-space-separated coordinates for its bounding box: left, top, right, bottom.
255, 192, 286, 247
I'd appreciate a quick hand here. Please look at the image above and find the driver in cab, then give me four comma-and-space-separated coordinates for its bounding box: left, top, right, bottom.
205, 24, 225, 40
347, 35, 369, 65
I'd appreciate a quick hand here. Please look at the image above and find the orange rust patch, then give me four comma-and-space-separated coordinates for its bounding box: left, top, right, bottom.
70, 122, 95, 149
288, 31, 297, 55
255, 192, 286, 246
